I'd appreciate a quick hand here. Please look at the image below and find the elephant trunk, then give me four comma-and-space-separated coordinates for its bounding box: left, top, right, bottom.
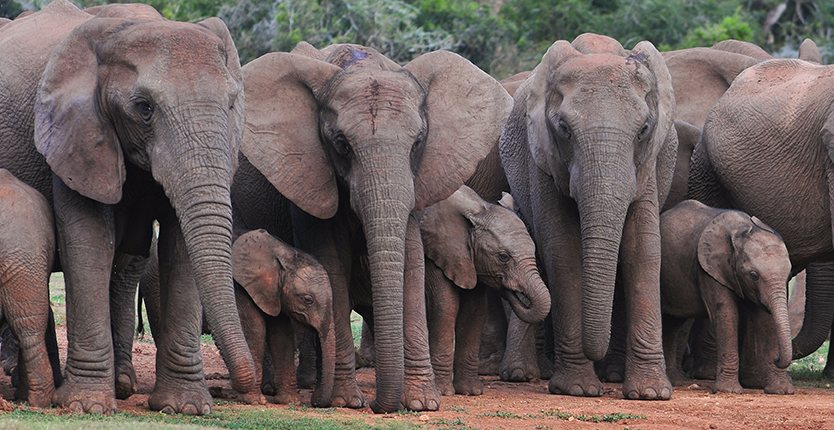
573, 138, 635, 362
311, 314, 336, 407
792, 262, 834, 359
352, 146, 415, 413
763, 282, 792, 369
154, 123, 255, 394
502, 261, 550, 324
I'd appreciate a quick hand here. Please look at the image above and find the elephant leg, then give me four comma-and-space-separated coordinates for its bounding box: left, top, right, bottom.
738, 304, 794, 394
824, 316, 834, 378
499, 301, 539, 382
234, 287, 267, 405
0, 323, 19, 387
478, 290, 507, 375
661, 315, 692, 386
687, 318, 718, 380
425, 261, 459, 397
453, 287, 486, 396
355, 320, 374, 369
536, 312, 554, 380
619, 198, 672, 400
594, 280, 627, 383
0, 268, 55, 407
148, 216, 212, 415
701, 288, 742, 394
45, 307, 63, 390
291, 207, 365, 409
295, 320, 318, 389
53, 177, 118, 414
110, 253, 147, 400
402, 214, 440, 411
266, 314, 298, 404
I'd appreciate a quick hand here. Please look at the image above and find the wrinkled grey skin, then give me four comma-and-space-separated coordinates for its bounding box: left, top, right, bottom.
418, 186, 550, 396
236, 42, 511, 413
660, 200, 793, 394
0, 169, 62, 407
0, 1, 254, 414
499, 33, 678, 400
687, 53, 834, 395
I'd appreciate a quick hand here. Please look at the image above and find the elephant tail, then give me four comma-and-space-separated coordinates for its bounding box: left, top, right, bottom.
136, 289, 145, 336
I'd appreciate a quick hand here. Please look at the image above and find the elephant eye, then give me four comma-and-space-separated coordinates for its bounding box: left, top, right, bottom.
497, 252, 511, 263
749, 270, 760, 281
303, 294, 314, 306
135, 100, 154, 121
638, 121, 652, 139
556, 119, 572, 140
333, 134, 352, 157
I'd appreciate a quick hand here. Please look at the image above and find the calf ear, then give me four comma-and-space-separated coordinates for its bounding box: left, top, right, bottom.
698, 210, 749, 296
35, 17, 128, 204
419, 188, 478, 289
232, 230, 283, 316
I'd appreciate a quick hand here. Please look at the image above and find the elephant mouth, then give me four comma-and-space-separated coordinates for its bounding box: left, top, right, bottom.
502, 288, 532, 310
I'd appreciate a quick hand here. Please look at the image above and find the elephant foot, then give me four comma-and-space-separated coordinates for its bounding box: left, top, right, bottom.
114, 369, 136, 400
499, 353, 538, 382
711, 377, 743, 394
763, 373, 794, 395
148, 383, 213, 415
15, 383, 55, 408
434, 375, 455, 396
666, 364, 688, 386
260, 380, 276, 396
296, 364, 317, 390
823, 363, 834, 379
594, 357, 625, 383
355, 347, 374, 369
690, 361, 717, 380
402, 376, 441, 411
56, 380, 117, 414
548, 362, 603, 397
537, 352, 554, 380
453, 375, 484, 396
269, 389, 299, 405
330, 379, 367, 409
478, 351, 502, 375
622, 365, 673, 400
739, 364, 793, 394
238, 391, 268, 405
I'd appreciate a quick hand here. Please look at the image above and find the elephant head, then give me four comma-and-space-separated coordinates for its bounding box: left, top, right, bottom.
33, 10, 254, 393
232, 229, 335, 407
240, 43, 512, 412
698, 211, 793, 369
504, 33, 678, 361
419, 185, 549, 323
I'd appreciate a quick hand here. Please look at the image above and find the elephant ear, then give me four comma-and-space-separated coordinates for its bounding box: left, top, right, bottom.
291, 41, 327, 60
799, 38, 822, 64
232, 229, 288, 316
34, 17, 128, 205
631, 41, 676, 165
404, 51, 513, 210
698, 210, 750, 296
419, 187, 480, 289
240, 53, 343, 219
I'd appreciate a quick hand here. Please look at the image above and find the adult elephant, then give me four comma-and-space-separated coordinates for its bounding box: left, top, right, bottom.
688, 55, 834, 385
500, 33, 678, 400
0, 0, 254, 414
239, 42, 511, 412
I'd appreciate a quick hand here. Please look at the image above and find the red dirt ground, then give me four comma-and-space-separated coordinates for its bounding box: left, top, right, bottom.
2, 325, 834, 430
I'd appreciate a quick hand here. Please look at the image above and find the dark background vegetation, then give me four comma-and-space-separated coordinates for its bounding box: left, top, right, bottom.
3, 0, 831, 79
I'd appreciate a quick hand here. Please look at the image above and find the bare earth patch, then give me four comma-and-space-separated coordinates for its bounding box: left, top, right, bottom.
2, 325, 834, 429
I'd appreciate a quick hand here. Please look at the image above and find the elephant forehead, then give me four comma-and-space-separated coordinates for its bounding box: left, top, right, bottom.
555, 54, 652, 96
327, 70, 425, 134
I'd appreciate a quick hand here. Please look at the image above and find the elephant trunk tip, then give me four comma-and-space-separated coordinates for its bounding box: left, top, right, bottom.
774, 354, 791, 369
583, 336, 610, 363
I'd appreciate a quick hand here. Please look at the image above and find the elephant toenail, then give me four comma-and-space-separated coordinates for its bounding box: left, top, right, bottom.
511, 369, 524, 380
628, 390, 639, 399
408, 400, 423, 411
69, 401, 83, 413
89, 404, 104, 414
569, 385, 584, 396
588, 386, 599, 396
331, 397, 347, 407
161, 405, 176, 414
183, 404, 198, 415
351, 397, 363, 408
644, 388, 657, 399
661, 388, 672, 399
202, 404, 212, 415
427, 399, 439, 410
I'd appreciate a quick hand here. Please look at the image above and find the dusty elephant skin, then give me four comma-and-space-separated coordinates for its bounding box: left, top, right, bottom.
238, 42, 512, 413
0, 169, 62, 407
0, 0, 254, 414
420, 186, 550, 397
499, 33, 678, 400
659, 200, 793, 394
687, 53, 834, 390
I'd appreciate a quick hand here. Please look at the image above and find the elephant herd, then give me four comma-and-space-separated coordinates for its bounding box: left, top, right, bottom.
0, 0, 832, 417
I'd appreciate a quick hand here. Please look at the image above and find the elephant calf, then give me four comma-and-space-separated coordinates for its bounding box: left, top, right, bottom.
660, 200, 793, 394
0, 169, 62, 407
140, 229, 335, 406
419, 186, 550, 396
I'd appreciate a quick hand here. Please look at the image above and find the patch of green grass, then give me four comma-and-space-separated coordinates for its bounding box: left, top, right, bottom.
351, 311, 364, 348
444, 405, 469, 414
532, 409, 644, 423
431, 417, 476, 429
0, 405, 423, 429
789, 340, 833, 388
476, 410, 524, 419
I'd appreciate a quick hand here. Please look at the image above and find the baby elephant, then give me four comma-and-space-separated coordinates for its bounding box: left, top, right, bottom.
660, 200, 792, 394
0, 169, 62, 406
420, 185, 550, 396
141, 229, 335, 407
